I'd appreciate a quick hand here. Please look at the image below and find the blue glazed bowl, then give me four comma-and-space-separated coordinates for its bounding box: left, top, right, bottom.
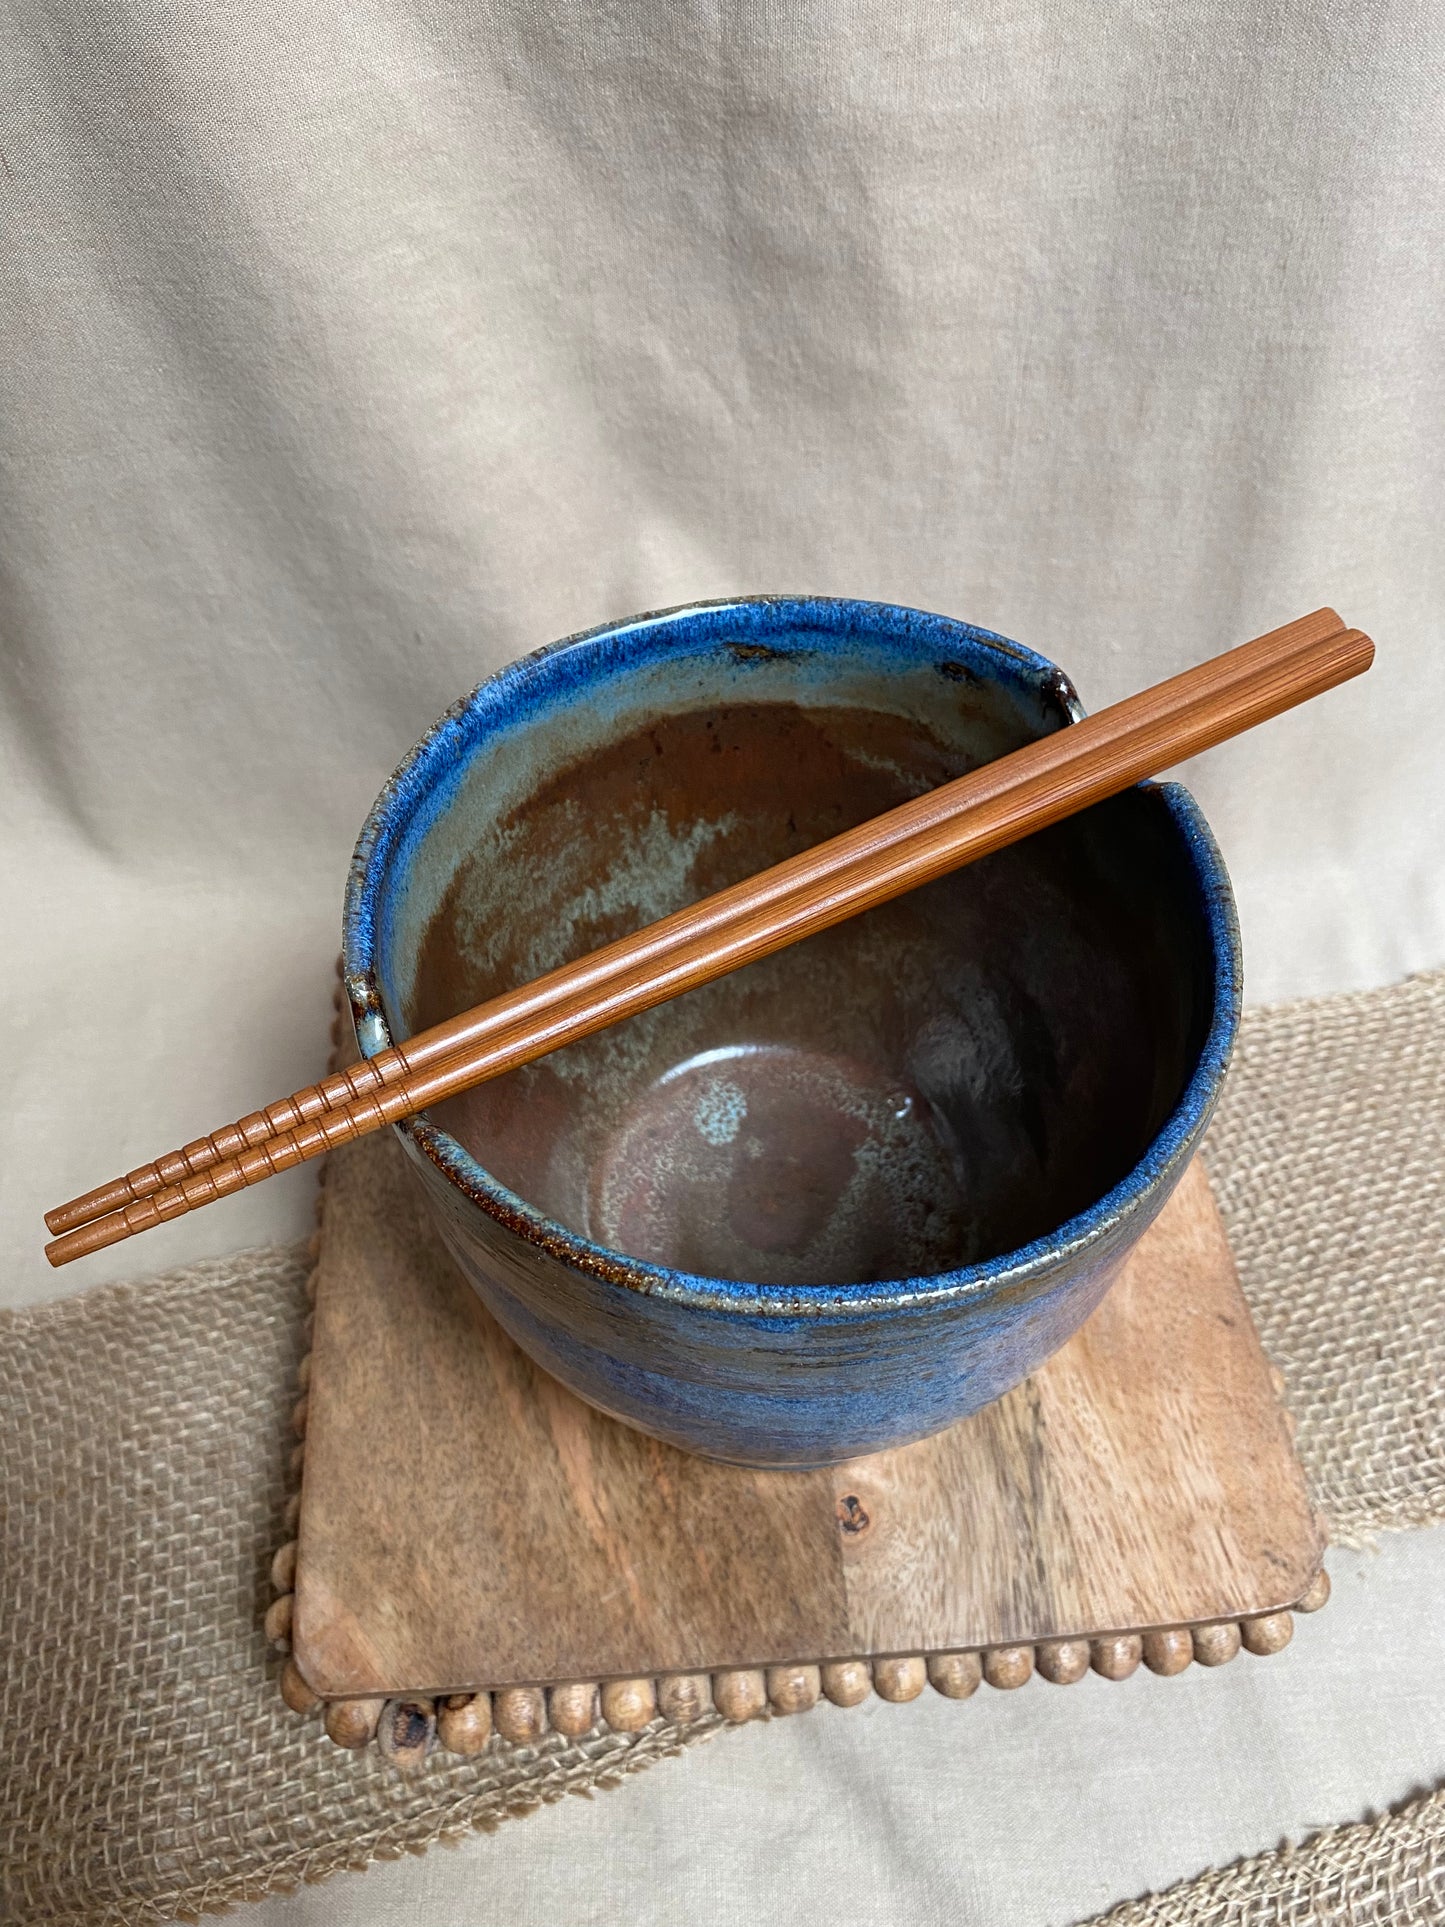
343, 597, 1240, 1467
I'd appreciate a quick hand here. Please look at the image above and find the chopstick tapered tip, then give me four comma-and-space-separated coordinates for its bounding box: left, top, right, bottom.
46, 1178, 136, 1235
46, 1210, 133, 1267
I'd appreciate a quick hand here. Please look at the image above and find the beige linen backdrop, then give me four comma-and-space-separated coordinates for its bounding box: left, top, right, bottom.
3, 3, 1443, 1923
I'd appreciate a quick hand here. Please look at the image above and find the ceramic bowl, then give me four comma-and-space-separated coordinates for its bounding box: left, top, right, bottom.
343, 597, 1240, 1466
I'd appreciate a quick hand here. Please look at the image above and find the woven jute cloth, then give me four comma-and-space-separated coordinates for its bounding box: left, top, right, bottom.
2, 969, 1442, 1927
1095, 1788, 1445, 1927
1205, 970, 1445, 1546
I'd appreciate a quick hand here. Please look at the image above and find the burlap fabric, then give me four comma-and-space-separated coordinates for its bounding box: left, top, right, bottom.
1094, 1788, 1445, 1927
1204, 968, 1445, 1546
2, 970, 1442, 1927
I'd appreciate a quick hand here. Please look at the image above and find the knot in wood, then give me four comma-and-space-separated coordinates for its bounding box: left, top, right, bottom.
386, 1701, 433, 1752
377, 1696, 437, 1772
835, 1493, 871, 1535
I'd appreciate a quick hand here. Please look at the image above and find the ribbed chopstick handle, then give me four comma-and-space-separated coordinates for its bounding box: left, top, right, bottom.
44, 1074, 423, 1263
42, 1049, 410, 1234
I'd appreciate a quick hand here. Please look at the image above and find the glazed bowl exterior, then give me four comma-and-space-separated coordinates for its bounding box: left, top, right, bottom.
343, 597, 1241, 1467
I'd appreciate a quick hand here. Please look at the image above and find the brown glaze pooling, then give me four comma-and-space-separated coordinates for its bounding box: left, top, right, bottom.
412, 701, 1209, 1287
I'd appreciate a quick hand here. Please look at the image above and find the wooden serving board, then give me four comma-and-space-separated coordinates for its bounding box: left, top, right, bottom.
293, 1135, 1321, 1700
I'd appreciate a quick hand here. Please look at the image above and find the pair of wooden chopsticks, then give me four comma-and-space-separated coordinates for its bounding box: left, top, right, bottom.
45, 609, 1373, 1268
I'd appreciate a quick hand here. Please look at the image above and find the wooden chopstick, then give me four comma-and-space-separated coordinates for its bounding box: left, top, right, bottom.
45, 605, 1348, 1240
45, 611, 1373, 1267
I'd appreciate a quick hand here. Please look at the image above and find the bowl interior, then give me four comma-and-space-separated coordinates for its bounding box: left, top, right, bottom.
370, 619, 1216, 1288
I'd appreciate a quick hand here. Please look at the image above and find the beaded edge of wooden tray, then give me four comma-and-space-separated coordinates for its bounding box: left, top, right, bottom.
265, 970, 1330, 1774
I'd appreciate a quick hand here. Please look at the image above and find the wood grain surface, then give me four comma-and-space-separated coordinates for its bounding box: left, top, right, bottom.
292, 1137, 1321, 1698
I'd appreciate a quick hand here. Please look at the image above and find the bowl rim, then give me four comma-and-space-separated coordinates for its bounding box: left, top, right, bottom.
343, 594, 1242, 1321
